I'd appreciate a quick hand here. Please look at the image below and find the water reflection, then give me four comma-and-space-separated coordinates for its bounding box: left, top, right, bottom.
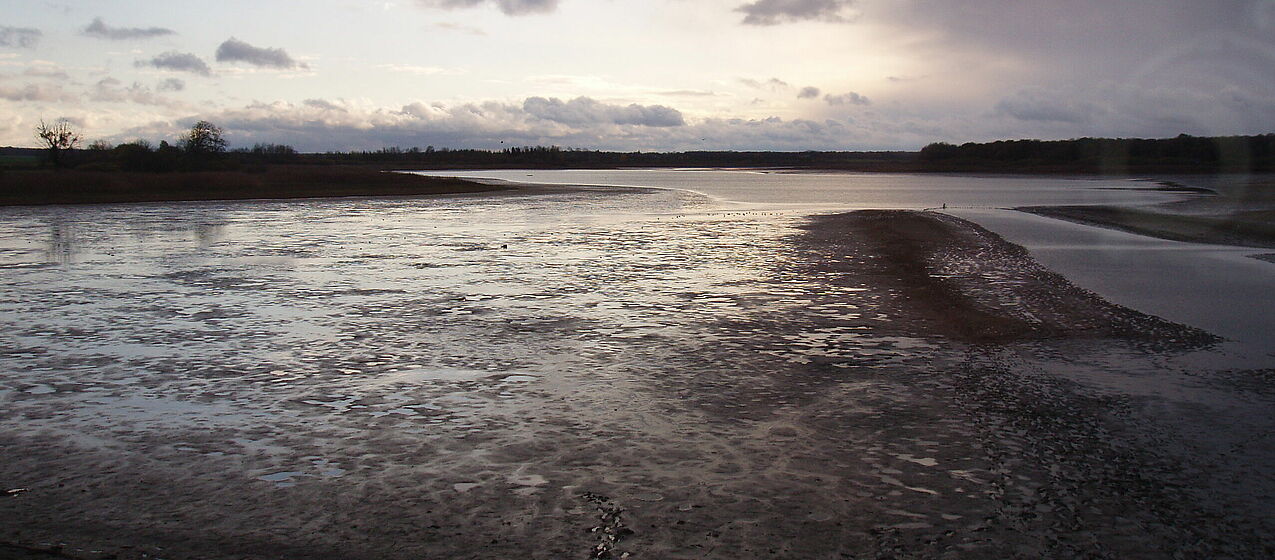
46, 222, 77, 264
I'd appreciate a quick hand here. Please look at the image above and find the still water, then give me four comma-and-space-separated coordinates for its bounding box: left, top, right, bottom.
413, 168, 1180, 208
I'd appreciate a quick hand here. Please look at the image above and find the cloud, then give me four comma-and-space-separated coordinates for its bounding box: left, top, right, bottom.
0, 26, 42, 48
797, 86, 821, 99
82, 17, 175, 40
91, 77, 184, 107
0, 82, 76, 102
523, 96, 685, 127
157, 78, 185, 92
215, 38, 306, 69
736, 0, 857, 26
824, 91, 869, 105
303, 98, 348, 112
136, 52, 212, 76
417, 0, 559, 16
111, 97, 719, 152
23, 63, 69, 81
739, 77, 790, 90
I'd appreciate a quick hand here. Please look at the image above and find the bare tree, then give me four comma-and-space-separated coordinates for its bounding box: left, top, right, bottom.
184, 120, 227, 155
35, 118, 81, 168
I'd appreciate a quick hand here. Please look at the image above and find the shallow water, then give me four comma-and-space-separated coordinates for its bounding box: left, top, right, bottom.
414, 168, 1180, 209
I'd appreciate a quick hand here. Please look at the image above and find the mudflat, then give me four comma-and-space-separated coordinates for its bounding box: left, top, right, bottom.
1, 210, 1270, 559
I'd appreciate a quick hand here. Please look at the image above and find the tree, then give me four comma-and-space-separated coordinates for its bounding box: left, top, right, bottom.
35, 118, 81, 168
184, 120, 227, 155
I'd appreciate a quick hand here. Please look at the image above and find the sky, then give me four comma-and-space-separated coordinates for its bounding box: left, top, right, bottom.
2, 0, 1274, 151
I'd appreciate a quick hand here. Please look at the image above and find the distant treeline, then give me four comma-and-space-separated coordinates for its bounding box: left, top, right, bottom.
309, 145, 916, 170
918, 134, 1275, 173
4, 133, 1273, 174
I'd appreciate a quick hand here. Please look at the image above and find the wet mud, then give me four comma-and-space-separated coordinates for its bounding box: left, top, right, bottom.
1, 202, 1271, 559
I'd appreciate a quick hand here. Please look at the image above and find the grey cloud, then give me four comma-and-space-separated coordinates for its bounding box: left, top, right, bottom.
797, 86, 821, 99
157, 78, 185, 92
736, 0, 856, 26
0, 82, 76, 102
0, 26, 42, 48
523, 97, 685, 127
92, 77, 182, 107
216, 38, 306, 69
417, 0, 558, 16
136, 52, 212, 76
825, 91, 869, 105
83, 17, 175, 40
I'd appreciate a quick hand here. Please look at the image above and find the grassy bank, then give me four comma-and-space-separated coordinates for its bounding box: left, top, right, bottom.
0, 165, 506, 206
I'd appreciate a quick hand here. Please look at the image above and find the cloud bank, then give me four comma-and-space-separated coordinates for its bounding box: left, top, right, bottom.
83, 17, 175, 40
522, 97, 685, 127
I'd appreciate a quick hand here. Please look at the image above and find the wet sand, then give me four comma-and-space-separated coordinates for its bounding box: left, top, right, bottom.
1, 209, 1272, 559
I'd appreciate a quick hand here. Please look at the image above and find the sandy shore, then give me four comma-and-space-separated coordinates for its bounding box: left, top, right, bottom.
1, 210, 1270, 559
